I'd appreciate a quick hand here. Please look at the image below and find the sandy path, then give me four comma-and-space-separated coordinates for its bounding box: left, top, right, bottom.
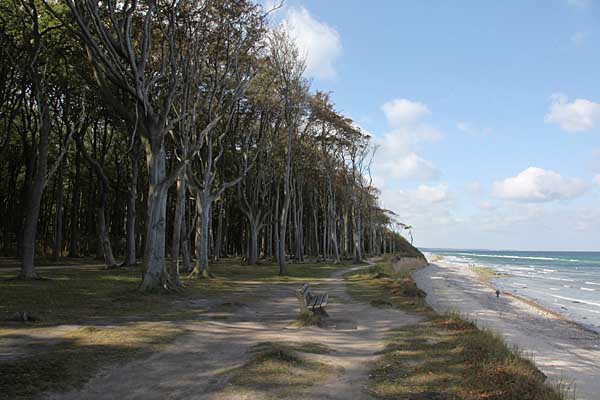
414, 261, 600, 400
46, 265, 421, 400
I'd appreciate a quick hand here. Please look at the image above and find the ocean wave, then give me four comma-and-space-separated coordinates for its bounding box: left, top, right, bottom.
454, 253, 598, 264
544, 277, 575, 282
548, 293, 600, 308
453, 252, 583, 262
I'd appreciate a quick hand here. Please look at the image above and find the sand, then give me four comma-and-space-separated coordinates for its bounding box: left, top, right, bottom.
414, 261, 600, 400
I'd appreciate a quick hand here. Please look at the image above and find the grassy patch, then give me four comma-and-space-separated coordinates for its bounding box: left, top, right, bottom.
345, 258, 570, 400
471, 265, 508, 283
252, 341, 333, 355
222, 341, 335, 398
0, 258, 345, 326
295, 310, 323, 327
0, 267, 197, 326
345, 260, 430, 315
0, 257, 345, 400
370, 316, 567, 400
0, 323, 185, 400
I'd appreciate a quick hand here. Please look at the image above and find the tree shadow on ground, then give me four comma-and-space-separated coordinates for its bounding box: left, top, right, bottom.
0, 324, 184, 400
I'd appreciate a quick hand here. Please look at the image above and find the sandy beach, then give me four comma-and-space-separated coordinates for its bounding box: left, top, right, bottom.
414, 260, 600, 400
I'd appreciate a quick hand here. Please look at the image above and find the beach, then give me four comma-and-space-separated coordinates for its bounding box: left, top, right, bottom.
414, 259, 600, 400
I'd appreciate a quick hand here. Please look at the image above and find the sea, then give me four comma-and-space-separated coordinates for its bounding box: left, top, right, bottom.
425, 249, 600, 334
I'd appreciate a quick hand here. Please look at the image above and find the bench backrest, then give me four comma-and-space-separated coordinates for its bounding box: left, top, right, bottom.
299, 283, 312, 304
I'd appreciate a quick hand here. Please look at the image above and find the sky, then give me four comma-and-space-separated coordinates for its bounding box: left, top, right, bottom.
264, 0, 600, 251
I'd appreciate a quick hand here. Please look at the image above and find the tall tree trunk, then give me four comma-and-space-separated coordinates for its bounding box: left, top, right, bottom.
312, 192, 319, 258
124, 139, 140, 266
274, 182, 280, 263
296, 181, 304, 262
97, 200, 117, 267
181, 197, 192, 272
68, 150, 81, 257
214, 199, 224, 261
248, 218, 259, 265
52, 164, 64, 259
279, 124, 293, 275
190, 195, 212, 278
140, 141, 169, 291
76, 134, 117, 268
19, 81, 51, 279
169, 175, 186, 287
352, 208, 362, 263
328, 183, 340, 264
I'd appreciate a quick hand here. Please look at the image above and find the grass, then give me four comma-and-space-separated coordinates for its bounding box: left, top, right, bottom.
0, 258, 344, 326
471, 265, 507, 283
0, 257, 346, 400
345, 259, 430, 315
1, 323, 184, 400
221, 341, 335, 399
293, 308, 331, 327
344, 258, 571, 400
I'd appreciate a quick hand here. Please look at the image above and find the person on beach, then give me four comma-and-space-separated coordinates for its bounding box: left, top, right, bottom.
495, 289, 500, 298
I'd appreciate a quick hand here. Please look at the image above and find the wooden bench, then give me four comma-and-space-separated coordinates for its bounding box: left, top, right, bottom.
296, 283, 328, 313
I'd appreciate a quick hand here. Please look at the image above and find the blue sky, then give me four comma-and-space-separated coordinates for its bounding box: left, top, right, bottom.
267, 0, 600, 251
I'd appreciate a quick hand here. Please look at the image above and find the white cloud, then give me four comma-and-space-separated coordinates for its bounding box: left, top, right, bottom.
382, 99, 430, 127
413, 125, 443, 142
374, 128, 441, 181
372, 98, 442, 182
282, 7, 342, 79
413, 184, 449, 203
377, 152, 441, 181
545, 93, 600, 132
571, 31, 588, 46
380, 184, 453, 225
492, 167, 587, 202
457, 121, 492, 136
593, 174, 600, 185
377, 131, 411, 154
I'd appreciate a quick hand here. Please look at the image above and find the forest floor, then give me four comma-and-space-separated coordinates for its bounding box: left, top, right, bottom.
1, 258, 568, 400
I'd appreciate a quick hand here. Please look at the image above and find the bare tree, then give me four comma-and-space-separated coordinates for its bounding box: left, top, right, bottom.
268, 28, 307, 275
9, 1, 70, 279
59, 1, 224, 290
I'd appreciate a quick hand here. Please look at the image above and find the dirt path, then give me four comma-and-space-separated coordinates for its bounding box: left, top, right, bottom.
414, 261, 600, 400
46, 265, 421, 400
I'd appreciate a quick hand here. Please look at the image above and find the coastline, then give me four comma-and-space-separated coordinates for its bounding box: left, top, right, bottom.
426, 252, 600, 335
503, 291, 600, 336
414, 258, 600, 400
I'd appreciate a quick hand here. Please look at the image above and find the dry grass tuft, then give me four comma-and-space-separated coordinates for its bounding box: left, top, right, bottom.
294, 309, 329, 327
471, 265, 507, 283
222, 341, 335, 398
